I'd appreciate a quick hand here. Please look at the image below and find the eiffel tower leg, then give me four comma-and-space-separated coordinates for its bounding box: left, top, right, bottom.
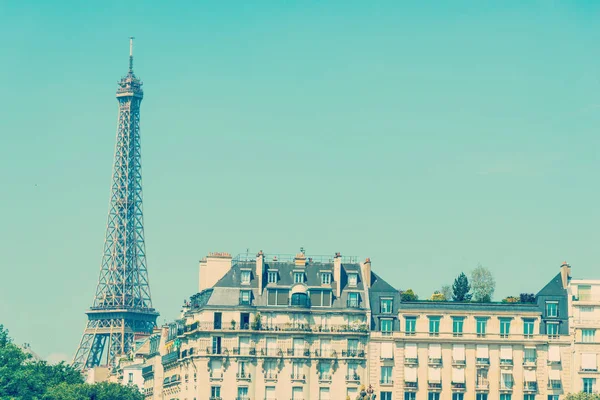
72, 332, 95, 370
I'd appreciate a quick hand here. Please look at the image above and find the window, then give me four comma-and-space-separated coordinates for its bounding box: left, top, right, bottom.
294, 272, 304, 283
524, 348, 536, 364
237, 387, 249, 400
310, 290, 332, 307
267, 271, 277, 283
381, 366, 393, 384
267, 289, 289, 306
292, 361, 303, 378
500, 318, 511, 338
452, 394, 464, 400
128, 373, 133, 383
583, 378, 596, 394
347, 292, 360, 308
319, 388, 330, 400
523, 319, 534, 337
213, 312, 222, 329
546, 301, 558, 318
239, 290, 251, 305
212, 336, 222, 354
501, 372, 513, 390
476, 395, 488, 400
428, 394, 440, 400
405, 317, 417, 335
347, 361, 359, 380
291, 292, 309, 307
381, 319, 393, 333
292, 387, 303, 400
347, 339, 359, 352
380, 298, 393, 313
238, 361, 248, 378
211, 386, 221, 399
348, 273, 358, 286
579, 285, 592, 301
499, 394, 512, 400
321, 272, 331, 285
476, 317, 487, 337
547, 322, 559, 337
380, 393, 392, 400
547, 396, 559, 400
319, 361, 331, 380
452, 317, 464, 336
241, 270, 251, 284
429, 316, 441, 336
405, 393, 416, 400
523, 396, 535, 400
583, 329, 596, 343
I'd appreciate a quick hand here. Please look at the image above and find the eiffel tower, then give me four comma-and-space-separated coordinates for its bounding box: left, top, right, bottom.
73, 38, 158, 370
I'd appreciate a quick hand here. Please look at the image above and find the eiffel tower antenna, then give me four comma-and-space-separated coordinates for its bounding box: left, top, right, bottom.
73, 38, 158, 370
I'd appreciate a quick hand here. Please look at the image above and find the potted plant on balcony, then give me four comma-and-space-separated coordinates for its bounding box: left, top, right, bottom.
231, 319, 236, 330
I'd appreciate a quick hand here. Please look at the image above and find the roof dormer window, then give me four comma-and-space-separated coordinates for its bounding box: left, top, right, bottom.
267, 271, 278, 284
321, 273, 332, 285
294, 272, 305, 284
241, 270, 251, 285
348, 273, 358, 287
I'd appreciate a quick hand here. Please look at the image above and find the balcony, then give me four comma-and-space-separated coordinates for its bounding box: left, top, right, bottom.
524, 382, 538, 392
314, 349, 336, 358
264, 371, 278, 381
500, 359, 513, 367
287, 348, 310, 357
428, 358, 442, 366
346, 373, 360, 383
429, 332, 440, 337
451, 383, 466, 391
475, 382, 489, 391
404, 381, 418, 390
500, 383, 514, 392
161, 351, 179, 366
342, 349, 365, 358
209, 371, 223, 382
236, 372, 251, 381
380, 378, 393, 386
476, 358, 490, 366
291, 373, 306, 382
428, 382, 442, 390
524, 358, 537, 367
548, 381, 562, 390
405, 357, 418, 365
452, 359, 466, 366
238, 298, 252, 306
319, 373, 332, 382
261, 347, 283, 357
580, 367, 599, 373
347, 299, 361, 308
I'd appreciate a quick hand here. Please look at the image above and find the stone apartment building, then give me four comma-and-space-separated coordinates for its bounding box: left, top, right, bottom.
130, 254, 599, 400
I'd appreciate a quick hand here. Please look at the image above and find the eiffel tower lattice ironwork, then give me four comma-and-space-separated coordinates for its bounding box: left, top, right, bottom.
73, 38, 158, 370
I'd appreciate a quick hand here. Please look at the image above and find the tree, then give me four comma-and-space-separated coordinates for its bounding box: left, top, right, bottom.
430, 291, 446, 301
471, 264, 495, 302
452, 272, 472, 301
520, 293, 536, 303
565, 394, 600, 400
0, 325, 142, 400
441, 285, 452, 301
400, 289, 418, 302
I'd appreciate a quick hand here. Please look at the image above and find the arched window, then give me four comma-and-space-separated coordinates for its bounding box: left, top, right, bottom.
291, 293, 309, 307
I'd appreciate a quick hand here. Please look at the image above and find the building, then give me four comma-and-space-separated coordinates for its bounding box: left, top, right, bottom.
126, 253, 600, 400
567, 267, 600, 395
151, 251, 399, 400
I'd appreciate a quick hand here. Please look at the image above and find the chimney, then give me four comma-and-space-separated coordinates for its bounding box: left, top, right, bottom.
334, 252, 342, 298
361, 258, 372, 288
256, 250, 265, 295
560, 261, 571, 289
294, 252, 307, 267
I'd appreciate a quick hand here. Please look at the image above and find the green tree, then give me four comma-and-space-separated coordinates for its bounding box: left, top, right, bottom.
400, 289, 418, 302
0, 325, 142, 400
452, 272, 472, 301
471, 264, 495, 302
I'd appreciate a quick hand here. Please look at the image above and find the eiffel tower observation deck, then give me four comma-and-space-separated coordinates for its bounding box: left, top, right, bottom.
73, 38, 158, 370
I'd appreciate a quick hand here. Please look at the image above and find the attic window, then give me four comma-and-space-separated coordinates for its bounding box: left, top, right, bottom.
241, 271, 251, 285
268, 271, 278, 284
348, 273, 358, 287
294, 272, 305, 284
321, 273, 332, 285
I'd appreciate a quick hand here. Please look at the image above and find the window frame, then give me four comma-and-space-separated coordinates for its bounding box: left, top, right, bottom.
267, 271, 277, 284
428, 316, 441, 336
348, 273, 358, 286
405, 316, 417, 335
380, 298, 394, 314
452, 317, 464, 336
546, 301, 559, 318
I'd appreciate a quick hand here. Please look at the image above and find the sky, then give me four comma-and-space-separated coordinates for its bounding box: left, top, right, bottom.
1, 0, 600, 363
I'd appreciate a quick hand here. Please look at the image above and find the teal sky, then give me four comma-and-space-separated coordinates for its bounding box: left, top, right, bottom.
1, 1, 599, 363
